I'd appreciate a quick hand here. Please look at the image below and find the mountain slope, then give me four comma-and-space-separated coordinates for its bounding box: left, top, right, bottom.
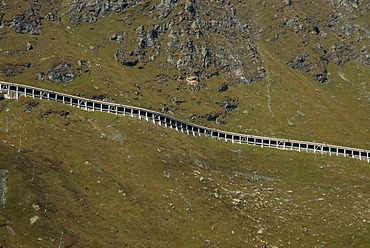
0, 98, 369, 247
0, 0, 369, 247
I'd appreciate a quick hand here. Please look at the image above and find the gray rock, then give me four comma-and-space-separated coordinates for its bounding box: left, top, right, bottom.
151, 0, 178, 19
314, 68, 328, 83
287, 52, 309, 70
35, 72, 45, 81
67, 0, 135, 24
122, 59, 138, 67
45, 12, 59, 22
114, 50, 124, 62
204, 113, 220, 122
312, 26, 320, 35
0, 13, 3, 29
328, 44, 356, 66
77, 59, 91, 74
110, 33, 117, 41
161, 105, 169, 113
185, 0, 196, 17
170, 97, 183, 106
26, 42, 33, 51
218, 84, 228, 92
0, 63, 28, 77
357, 48, 370, 67
223, 98, 239, 111
0, 169, 8, 208
47, 62, 75, 83
167, 54, 175, 64
8, 8, 43, 35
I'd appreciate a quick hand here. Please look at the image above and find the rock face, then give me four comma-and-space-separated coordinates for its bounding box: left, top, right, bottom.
47, 62, 75, 83
8, 8, 43, 35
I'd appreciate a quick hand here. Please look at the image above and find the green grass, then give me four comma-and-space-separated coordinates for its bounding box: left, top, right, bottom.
0, 98, 369, 247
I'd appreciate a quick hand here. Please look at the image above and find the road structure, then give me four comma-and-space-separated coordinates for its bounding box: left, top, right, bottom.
1, 80, 369, 162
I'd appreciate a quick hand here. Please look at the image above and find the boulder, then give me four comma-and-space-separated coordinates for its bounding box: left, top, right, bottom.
218, 84, 229, 92
26, 42, 33, 51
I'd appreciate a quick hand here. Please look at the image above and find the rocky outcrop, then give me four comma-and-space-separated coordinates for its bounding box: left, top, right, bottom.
8, 8, 43, 35
47, 62, 75, 83
325, 0, 369, 13
287, 52, 328, 83
66, 0, 142, 24
328, 43, 357, 66
222, 98, 239, 112
103, 1, 266, 85
0, 63, 31, 77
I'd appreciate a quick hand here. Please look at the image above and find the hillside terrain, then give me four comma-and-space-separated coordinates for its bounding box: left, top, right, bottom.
0, 0, 369, 247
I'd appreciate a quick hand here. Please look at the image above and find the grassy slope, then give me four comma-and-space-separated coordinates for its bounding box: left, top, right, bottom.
0, 0, 369, 247
0, 98, 369, 247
